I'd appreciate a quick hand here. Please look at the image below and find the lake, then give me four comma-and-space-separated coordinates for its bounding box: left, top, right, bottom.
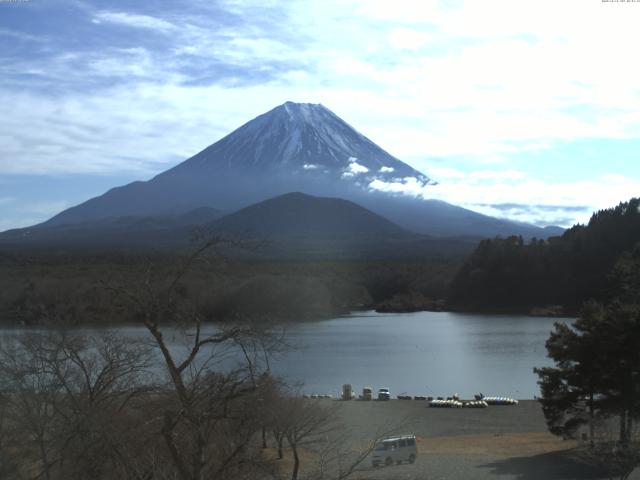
270, 311, 571, 399
0, 310, 571, 399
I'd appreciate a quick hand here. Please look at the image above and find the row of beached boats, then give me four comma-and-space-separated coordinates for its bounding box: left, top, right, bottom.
429, 399, 485, 408
428, 396, 519, 408
302, 390, 519, 406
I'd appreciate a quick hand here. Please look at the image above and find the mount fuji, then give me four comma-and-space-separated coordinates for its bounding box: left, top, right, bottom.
19, 102, 561, 239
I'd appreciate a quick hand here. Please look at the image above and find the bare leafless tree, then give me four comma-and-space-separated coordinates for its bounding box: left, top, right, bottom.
0, 331, 154, 480
105, 238, 284, 480
264, 392, 411, 480
283, 398, 339, 480
312, 423, 411, 480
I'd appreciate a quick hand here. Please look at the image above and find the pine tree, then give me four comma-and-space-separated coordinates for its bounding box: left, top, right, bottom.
535, 243, 640, 445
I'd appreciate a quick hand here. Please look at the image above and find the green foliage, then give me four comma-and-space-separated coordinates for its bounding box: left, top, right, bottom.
535, 246, 640, 446
448, 198, 640, 312
534, 305, 608, 439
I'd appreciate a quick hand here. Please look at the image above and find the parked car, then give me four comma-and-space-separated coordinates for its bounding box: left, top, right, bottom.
372, 435, 417, 467
378, 387, 390, 401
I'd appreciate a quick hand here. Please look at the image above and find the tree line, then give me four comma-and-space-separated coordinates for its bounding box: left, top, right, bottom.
447, 198, 640, 313
0, 254, 462, 326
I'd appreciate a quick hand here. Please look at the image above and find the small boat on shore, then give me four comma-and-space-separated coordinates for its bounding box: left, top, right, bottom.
482, 396, 518, 405
429, 399, 463, 408
462, 400, 488, 408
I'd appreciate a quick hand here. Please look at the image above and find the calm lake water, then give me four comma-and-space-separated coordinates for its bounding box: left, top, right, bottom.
270, 311, 571, 399
0, 311, 571, 399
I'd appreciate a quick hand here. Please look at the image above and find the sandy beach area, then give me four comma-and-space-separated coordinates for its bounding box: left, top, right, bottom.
297, 399, 640, 480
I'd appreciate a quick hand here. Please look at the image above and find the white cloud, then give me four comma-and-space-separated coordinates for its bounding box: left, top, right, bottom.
469, 170, 527, 181
92, 12, 177, 32
427, 171, 640, 227
428, 167, 465, 180
387, 27, 431, 51
354, 0, 444, 24
0, 27, 46, 43
348, 160, 368, 173
368, 176, 424, 196
88, 48, 155, 78
379, 166, 394, 173
0, 85, 244, 175
281, 0, 640, 164
368, 165, 640, 227
342, 159, 369, 177
303, 164, 318, 170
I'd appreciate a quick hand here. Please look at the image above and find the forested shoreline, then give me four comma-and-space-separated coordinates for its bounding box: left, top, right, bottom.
3, 198, 640, 327
0, 253, 461, 326
447, 198, 640, 316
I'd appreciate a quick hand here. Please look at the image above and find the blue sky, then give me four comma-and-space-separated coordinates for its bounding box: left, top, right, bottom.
1, 0, 639, 231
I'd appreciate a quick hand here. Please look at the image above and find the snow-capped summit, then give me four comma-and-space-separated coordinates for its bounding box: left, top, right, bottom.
43, 101, 437, 227
167, 101, 432, 190
39, 102, 559, 239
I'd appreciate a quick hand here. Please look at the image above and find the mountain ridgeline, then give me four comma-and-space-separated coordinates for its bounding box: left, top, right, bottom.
447, 198, 640, 314
11, 101, 561, 246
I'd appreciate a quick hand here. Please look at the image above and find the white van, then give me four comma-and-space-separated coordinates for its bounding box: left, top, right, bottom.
371, 435, 417, 467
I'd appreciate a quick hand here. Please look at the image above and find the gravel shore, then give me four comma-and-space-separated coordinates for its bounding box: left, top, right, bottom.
319, 399, 640, 480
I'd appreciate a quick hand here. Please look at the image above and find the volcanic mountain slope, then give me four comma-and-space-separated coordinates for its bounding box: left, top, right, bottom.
42, 102, 430, 225
27, 102, 558, 238
0, 207, 224, 251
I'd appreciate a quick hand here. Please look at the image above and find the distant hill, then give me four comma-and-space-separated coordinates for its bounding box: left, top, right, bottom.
447, 198, 640, 313
31, 101, 560, 239
210, 192, 410, 240
0, 193, 480, 259
205, 192, 483, 259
